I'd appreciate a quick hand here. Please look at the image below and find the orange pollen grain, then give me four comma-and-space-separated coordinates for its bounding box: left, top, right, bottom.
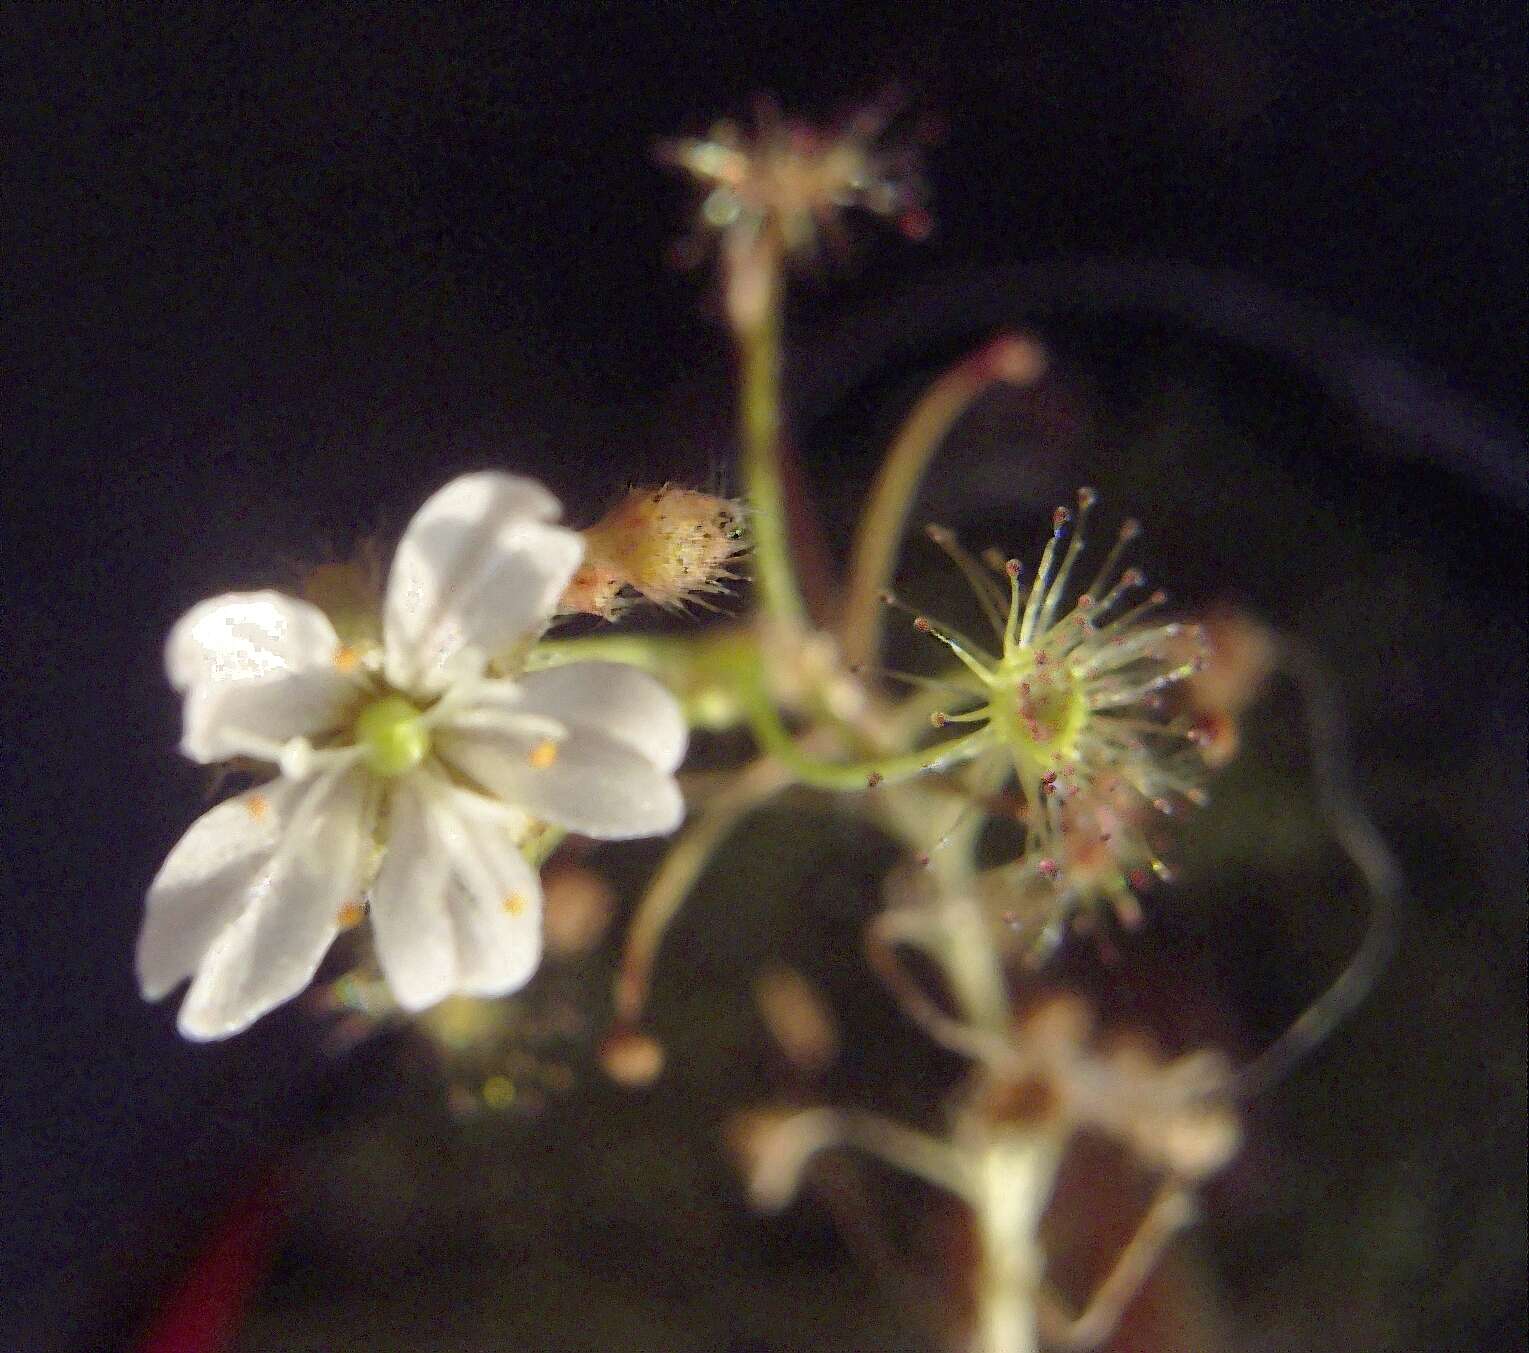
246, 794, 270, 821
333, 644, 360, 673
337, 901, 365, 929
528, 740, 559, 770
502, 893, 527, 915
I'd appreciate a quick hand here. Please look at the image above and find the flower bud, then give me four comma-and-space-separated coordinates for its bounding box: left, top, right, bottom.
562, 486, 747, 619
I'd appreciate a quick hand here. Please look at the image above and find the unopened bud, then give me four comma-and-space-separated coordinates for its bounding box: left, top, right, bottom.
753, 966, 839, 1074
542, 865, 617, 959
563, 486, 747, 618
600, 1026, 666, 1087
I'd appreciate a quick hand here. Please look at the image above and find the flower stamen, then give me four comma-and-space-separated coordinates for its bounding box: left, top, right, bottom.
911, 614, 996, 682
1083, 518, 1142, 603
925, 524, 1008, 639
1036, 488, 1097, 635
1018, 506, 1072, 648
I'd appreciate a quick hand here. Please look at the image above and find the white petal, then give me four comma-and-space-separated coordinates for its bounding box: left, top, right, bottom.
366, 778, 454, 1010
179, 669, 359, 764
369, 775, 543, 1009
501, 663, 688, 773
167, 592, 342, 690
437, 723, 685, 840
138, 779, 299, 1000
167, 591, 358, 762
437, 794, 543, 998
382, 472, 584, 695
173, 770, 370, 1040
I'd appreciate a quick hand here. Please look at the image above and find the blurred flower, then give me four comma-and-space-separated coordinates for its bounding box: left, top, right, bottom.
659, 94, 928, 328
1176, 607, 1276, 767
540, 862, 618, 960
970, 996, 1241, 1181
659, 94, 926, 262
599, 1025, 666, 1088
732, 994, 1239, 1350
139, 472, 688, 1040
753, 964, 839, 1075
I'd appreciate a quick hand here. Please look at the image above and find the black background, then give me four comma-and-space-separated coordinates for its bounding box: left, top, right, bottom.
3, 4, 1523, 1351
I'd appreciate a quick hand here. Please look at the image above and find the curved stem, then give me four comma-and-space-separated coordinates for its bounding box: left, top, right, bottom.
867, 910, 1018, 1064
1036, 1182, 1196, 1351
614, 757, 792, 1025
841, 335, 1048, 668
1232, 634, 1405, 1100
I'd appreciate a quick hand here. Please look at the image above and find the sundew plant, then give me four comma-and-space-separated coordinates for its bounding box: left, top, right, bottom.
138, 99, 1400, 1353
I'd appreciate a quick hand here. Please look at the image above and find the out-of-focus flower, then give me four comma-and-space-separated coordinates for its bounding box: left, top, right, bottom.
598, 1025, 666, 1088
971, 996, 1241, 1181
540, 862, 618, 959
1176, 607, 1276, 767
659, 94, 927, 262
730, 994, 1239, 1351
139, 473, 688, 1040
753, 964, 839, 1075
659, 95, 928, 328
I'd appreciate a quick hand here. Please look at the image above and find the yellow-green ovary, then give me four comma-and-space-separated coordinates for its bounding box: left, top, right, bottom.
355, 695, 430, 776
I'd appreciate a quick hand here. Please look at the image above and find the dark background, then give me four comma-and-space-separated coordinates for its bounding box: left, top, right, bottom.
3, 4, 1523, 1351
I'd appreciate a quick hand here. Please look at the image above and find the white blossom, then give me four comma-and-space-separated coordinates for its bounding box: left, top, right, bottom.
139, 472, 687, 1040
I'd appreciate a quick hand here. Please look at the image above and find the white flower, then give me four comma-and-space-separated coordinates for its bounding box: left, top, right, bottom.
139, 472, 688, 1041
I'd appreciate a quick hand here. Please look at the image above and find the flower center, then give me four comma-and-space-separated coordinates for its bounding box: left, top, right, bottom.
354, 695, 430, 777
987, 655, 1085, 772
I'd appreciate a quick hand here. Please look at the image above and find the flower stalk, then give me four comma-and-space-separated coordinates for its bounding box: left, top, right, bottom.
732, 231, 810, 632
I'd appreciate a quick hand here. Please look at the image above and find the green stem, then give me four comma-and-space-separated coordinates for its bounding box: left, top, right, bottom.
523, 825, 566, 870
532, 629, 755, 732
840, 335, 1047, 668
736, 239, 809, 630
740, 671, 993, 791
